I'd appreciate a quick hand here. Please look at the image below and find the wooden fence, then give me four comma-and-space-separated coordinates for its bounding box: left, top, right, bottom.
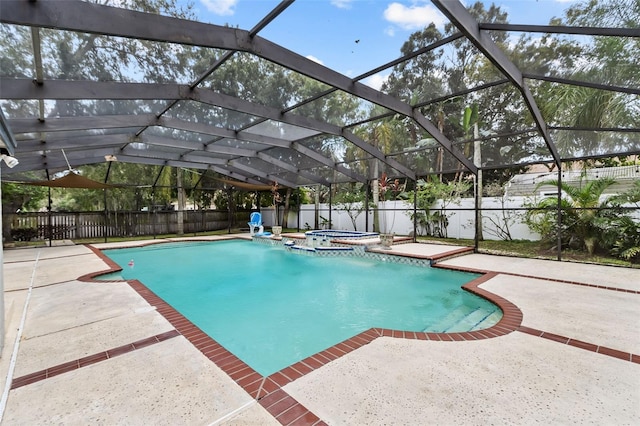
3, 209, 250, 241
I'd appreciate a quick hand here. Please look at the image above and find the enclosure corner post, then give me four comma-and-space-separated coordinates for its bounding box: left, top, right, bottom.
46, 171, 52, 247
103, 189, 108, 243
413, 179, 417, 243
474, 174, 480, 253
296, 190, 300, 232
328, 183, 332, 230
364, 180, 370, 232
557, 165, 562, 261
227, 188, 233, 234
0, 166, 5, 351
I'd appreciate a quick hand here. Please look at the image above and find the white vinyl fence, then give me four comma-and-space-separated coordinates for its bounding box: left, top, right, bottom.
263, 195, 637, 241
261, 198, 539, 240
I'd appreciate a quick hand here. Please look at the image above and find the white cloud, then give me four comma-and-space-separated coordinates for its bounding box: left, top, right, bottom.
331, 0, 354, 9
363, 73, 390, 90
306, 55, 324, 65
383, 2, 447, 30
200, 0, 237, 16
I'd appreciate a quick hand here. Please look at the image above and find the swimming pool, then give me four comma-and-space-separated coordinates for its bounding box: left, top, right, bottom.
103, 240, 500, 376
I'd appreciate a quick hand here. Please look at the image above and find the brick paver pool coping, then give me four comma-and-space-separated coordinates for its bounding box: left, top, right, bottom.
10, 240, 639, 426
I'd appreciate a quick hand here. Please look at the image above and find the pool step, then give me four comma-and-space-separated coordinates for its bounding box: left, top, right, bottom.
445, 307, 499, 332
423, 305, 474, 332
285, 243, 355, 254
423, 305, 501, 333
471, 310, 502, 331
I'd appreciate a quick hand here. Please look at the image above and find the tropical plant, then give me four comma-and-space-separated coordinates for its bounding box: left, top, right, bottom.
600, 216, 640, 263
610, 180, 640, 207
525, 176, 617, 254
408, 177, 471, 238
596, 180, 640, 263
378, 172, 406, 234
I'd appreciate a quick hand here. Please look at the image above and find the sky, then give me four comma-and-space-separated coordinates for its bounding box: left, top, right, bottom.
183, 0, 580, 89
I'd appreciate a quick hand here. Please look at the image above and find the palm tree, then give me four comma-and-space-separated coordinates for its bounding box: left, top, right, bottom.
532, 176, 617, 254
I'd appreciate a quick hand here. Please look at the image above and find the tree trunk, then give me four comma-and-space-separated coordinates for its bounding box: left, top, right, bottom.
282, 187, 292, 228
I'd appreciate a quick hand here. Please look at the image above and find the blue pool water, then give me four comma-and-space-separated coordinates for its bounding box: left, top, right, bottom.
103, 240, 499, 376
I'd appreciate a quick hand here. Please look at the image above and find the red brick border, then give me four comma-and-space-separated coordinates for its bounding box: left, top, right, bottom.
517, 326, 639, 363
11, 330, 179, 389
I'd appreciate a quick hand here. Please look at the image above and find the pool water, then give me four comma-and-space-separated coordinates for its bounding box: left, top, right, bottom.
103, 240, 499, 376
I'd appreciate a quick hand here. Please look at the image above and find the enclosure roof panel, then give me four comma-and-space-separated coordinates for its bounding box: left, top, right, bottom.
1, 0, 638, 185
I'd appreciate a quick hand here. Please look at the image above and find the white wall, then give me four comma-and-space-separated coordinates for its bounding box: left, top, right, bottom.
432, 197, 540, 240
265, 196, 637, 241
272, 197, 542, 241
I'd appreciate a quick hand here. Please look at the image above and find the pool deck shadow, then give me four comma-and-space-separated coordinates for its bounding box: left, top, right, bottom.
2, 235, 639, 425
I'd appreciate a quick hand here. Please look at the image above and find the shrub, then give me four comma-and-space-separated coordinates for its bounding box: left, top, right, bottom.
524, 177, 617, 254
13, 227, 39, 241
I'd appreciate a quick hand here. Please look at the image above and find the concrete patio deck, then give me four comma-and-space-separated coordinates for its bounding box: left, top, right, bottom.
1, 236, 638, 425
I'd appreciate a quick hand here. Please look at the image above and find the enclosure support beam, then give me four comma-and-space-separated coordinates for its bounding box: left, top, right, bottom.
103, 188, 108, 243
0, 167, 4, 351
474, 174, 480, 253
480, 23, 639, 38
525, 73, 640, 96
104, 160, 112, 243
227, 161, 298, 188
557, 166, 563, 261
296, 190, 300, 232
45, 169, 52, 248
328, 183, 332, 231
227, 188, 233, 234
256, 152, 329, 186
151, 190, 156, 239
365, 180, 370, 233
413, 179, 417, 243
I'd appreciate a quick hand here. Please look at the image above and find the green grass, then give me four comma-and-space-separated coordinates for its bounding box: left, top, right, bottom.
417, 236, 638, 268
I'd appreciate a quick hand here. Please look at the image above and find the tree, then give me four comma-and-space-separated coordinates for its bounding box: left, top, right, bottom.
1, 180, 48, 243
333, 184, 369, 231
533, 0, 640, 160
381, 2, 549, 181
